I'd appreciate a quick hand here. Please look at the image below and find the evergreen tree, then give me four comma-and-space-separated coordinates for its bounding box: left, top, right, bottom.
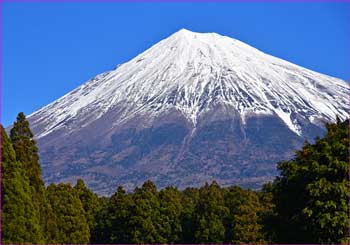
259, 182, 278, 243
46, 183, 90, 244
193, 181, 228, 243
180, 187, 200, 243
223, 186, 267, 243
272, 119, 349, 244
158, 186, 183, 243
92, 186, 133, 243
90, 196, 111, 243
9, 112, 54, 242
74, 179, 100, 232
10, 112, 43, 191
129, 180, 165, 243
1, 126, 44, 243
43, 198, 59, 243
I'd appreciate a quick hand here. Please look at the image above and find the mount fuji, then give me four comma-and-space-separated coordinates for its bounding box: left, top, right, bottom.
27, 29, 349, 195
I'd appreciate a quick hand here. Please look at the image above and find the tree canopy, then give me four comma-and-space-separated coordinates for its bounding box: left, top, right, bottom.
271, 118, 349, 244
1, 126, 44, 243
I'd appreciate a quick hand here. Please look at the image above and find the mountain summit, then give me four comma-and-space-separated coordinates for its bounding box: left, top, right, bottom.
31, 29, 348, 137
28, 29, 349, 194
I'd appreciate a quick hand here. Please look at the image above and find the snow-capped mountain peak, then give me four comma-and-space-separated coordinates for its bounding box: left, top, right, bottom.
29, 29, 349, 138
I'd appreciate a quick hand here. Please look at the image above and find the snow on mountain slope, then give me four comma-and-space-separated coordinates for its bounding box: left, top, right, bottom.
30, 28, 349, 138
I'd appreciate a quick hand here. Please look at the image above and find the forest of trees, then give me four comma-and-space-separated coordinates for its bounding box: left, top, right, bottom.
1, 112, 349, 244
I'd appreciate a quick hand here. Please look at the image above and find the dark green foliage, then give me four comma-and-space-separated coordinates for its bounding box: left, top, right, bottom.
1, 126, 44, 243
10, 112, 43, 190
272, 119, 349, 244
91, 180, 269, 244
193, 181, 228, 243
180, 187, 200, 243
8, 113, 51, 242
90, 196, 110, 243
158, 186, 183, 243
91, 186, 133, 243
224, 186, 267, 243
46, 183, 90, 244
74, 179, 100, 232
128, 180, 165, 243
259, 182, 278, 242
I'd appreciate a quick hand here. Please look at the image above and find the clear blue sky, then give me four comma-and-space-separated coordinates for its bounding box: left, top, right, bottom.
2, 1, 349, 126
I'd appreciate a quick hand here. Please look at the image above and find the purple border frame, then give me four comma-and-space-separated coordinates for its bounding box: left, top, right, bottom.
0, 0, 349, 244
1, 0, 350, 2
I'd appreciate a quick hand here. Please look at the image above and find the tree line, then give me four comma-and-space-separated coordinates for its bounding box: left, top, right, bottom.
1, 112, 349, 244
